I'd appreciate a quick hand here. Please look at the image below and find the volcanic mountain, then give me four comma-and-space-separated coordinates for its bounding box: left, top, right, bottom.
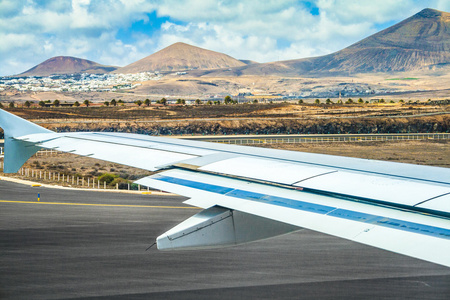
114, 42, 247, 74
18, 56, 118, 77
208, 8, 450, 76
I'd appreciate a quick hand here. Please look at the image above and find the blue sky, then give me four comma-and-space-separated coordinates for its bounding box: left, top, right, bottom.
0, 0, 448, 76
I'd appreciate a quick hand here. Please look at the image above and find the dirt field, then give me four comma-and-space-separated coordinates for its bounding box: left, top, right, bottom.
259, 140, 450, 167
4, 102, 449, 122
2, 103, 449, 138
2, 72, 450, 102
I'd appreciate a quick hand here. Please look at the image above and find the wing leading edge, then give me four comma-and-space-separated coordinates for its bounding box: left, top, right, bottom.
1, 109, 449, 267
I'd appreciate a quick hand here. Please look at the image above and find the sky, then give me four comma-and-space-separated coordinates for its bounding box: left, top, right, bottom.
0, 0, 449, 76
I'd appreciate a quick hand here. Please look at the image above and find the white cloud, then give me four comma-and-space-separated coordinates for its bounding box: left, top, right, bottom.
436, 0, 450, 11
0, 0, 446, 76
152, 0, 443, 63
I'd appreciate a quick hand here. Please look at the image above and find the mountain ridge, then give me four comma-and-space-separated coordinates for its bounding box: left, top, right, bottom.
14, 8, 450, 77
207, 8, 450, 76
114, 42, 247, 74
18, 56, 118, 77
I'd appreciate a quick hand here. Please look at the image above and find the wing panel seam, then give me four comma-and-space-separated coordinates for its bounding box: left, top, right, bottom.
152, 175, 450, 240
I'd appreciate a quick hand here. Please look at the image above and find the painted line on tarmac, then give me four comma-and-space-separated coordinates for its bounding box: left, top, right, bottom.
0, 200, 199, 209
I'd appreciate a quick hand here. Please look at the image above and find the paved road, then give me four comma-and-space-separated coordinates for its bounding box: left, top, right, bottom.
1, 180, 449, 299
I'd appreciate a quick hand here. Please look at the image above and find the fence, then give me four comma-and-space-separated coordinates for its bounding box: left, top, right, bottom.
1, 134, 449, 154
0, 148, 79, 157
203, 133, 450, 145
0, 162, 148, 191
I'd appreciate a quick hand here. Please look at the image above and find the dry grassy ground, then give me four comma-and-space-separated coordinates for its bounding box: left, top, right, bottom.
2, 103, 447, 138
133, 72, 450, 101
2, 71, 449, 102
4, 102, 448, 123
259, 140, 450, 168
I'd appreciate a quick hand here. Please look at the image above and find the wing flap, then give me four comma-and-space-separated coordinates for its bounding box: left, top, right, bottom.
136, 169, 450, 267
296, 171, 450, 208
416, 194, 450, 212
198, 156, 336, 185
194, 155, 450, 212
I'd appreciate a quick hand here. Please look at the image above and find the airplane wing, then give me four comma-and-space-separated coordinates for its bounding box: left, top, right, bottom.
1, 109, 449, 267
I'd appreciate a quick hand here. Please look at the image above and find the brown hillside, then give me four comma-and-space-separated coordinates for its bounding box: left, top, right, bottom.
205, 8, 450, 76
310, 8, 450, 73
115, 42, 246, 74
18, 56, 117, 77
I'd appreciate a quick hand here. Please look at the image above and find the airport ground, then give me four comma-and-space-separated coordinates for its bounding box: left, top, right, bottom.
1, 179, 450, 299
1, 106, 449, 298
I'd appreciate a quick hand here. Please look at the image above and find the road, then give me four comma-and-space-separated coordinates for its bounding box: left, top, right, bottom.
1, 180, 449, 299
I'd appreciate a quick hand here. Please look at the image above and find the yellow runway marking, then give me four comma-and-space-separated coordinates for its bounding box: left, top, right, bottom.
0, 200, 199, 209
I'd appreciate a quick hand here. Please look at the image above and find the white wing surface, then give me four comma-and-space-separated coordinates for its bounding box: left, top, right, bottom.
1, 109, 449, 267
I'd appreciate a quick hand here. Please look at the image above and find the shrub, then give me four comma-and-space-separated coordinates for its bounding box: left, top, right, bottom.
98, 173, 118, 185
110, 177, 128, 188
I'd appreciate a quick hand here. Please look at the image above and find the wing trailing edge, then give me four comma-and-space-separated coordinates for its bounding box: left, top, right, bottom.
136, 170, 450, 267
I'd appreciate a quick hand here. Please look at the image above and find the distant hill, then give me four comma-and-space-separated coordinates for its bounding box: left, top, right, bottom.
15, 8, 450, 78
205, 8, 450, 76
114, 42, 246, 74
18, 56, 118, 77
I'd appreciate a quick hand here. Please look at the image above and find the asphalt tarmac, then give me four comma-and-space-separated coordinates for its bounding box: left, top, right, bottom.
1, 179, 449, 299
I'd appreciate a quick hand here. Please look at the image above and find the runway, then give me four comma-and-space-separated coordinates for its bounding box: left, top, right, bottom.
1, 180, 449, 299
